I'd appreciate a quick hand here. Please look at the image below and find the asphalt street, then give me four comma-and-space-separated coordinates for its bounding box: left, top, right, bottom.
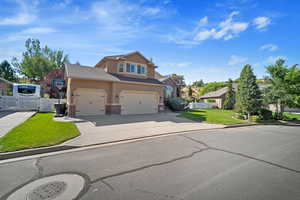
0, 125, 299, 200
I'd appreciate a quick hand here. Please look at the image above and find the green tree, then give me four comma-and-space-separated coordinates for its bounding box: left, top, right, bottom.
263, 59, 300, 116
199, 82, 227, 96
192, 80, 204, 87
12, 38, 69, 82
237, 64, 261, 120
171, 74, 185, 86
188, 86, 193, 97
0, 60, 17, 82
222, 79, 235, 110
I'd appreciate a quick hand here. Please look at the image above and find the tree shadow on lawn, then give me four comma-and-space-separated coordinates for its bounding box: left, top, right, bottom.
184, 111, 207, 122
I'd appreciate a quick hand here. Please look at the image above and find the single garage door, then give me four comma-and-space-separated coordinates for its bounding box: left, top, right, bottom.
74, 88, 106, 116
120, 91, 158, 115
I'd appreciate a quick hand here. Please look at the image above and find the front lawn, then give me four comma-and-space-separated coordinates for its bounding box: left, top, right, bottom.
180, 109, 247, 125
284, 112, 300, 120
0, 113, 80, 152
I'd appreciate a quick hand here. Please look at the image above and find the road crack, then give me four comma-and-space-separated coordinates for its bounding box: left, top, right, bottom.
35, 157, 44, 178
91, 148, 209, 184
182, 135, 300, 174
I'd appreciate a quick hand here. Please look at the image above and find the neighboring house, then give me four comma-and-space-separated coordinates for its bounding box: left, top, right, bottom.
65, 51, 165, 117
40, 67, 66, 98
0, 77, 13, 96
199, 83, 269, 108
155, 72, 184, 100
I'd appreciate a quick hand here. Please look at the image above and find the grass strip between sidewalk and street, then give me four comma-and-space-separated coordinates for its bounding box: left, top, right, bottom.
0, 113, 80, 152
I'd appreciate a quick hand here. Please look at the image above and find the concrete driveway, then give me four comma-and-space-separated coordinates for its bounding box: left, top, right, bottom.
0, 111, 36, 137
64, 112, 224, 147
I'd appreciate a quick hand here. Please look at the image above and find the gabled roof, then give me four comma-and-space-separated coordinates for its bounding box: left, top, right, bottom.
199, 83, 269, 99
65, 63, 164, 86
65, 63, 120, 82
0, 77, 13, 85
95, 51, 155, 67
199, 87, 230, 99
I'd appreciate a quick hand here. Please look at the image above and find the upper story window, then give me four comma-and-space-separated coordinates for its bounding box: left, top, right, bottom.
119, 62, 146, 75
119, 63, 124, 72
137, 65, 146, 74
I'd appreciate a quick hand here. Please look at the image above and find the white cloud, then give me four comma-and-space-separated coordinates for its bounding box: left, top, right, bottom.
228, 55, 248, 66
266, 56, 287, 64
0, 13, 36, 25
197, 16, 208, 27
56, 0, 73, 8
194, 29, 214, 41
169, 11, 249, 45
91, 0, 165, 33
21, 27, 57, 34
0, 0, 37, 25
195, 11, 248, 41
143, 7, 161, 15
260, 44, 278, 51
161, 62, 192, 67
253, 16, 271, 30
1, 27, 57, 42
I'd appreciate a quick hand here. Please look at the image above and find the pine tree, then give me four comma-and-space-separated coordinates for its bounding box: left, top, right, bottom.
222, 79, 235, 110
237, 65, 262, 120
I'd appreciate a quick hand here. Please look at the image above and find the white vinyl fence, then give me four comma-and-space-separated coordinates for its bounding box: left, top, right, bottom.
0, 96, 66, 112
188, 102, 214, 109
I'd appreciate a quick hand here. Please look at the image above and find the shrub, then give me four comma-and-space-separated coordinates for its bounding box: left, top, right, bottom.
250, 115, 260, 123
167, 97, 187, 111
259, 108, 273, 120
273, 112, 283, 120
235, 112, 246, 120
282, 114, 290, 121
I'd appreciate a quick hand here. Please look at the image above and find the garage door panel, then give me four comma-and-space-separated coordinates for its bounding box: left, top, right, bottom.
75, 88, 106, 116
120, 91, 158, 115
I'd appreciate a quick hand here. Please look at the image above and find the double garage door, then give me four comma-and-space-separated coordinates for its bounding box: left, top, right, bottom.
75, 88, 158, 115
120, 91, 159, 115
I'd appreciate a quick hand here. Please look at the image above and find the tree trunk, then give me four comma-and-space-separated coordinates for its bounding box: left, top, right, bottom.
248, 113, 251, 122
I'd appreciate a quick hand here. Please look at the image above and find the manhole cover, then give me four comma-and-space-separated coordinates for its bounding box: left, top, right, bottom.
27, 181, 67, 200
7, 174, 85, 200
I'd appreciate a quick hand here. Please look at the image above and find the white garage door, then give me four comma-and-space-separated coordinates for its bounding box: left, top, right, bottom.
74, 88, 106, 116
120, 91, 158, 115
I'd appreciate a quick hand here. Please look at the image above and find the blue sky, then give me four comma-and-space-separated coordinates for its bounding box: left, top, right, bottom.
0, 0, 299, 84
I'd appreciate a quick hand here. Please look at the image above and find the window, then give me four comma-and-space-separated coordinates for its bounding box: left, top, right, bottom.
126, 63, 131, 72
17, 85, 36, 95
130, 64, 136, 73
137, 65, 146, 74
123, 62, 145, 74
119, 63, 124, 72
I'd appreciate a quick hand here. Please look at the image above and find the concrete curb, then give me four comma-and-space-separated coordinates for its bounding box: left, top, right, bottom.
224, 122, 300, 128
1, 122, 299, 161
0, 145, 79, 161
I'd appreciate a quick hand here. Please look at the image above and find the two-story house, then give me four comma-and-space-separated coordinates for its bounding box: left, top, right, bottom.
65, 52, 165, 117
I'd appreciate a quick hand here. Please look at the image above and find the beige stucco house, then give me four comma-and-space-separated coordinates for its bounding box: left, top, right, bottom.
65, 52, 165, 117
155, 72, 179, 100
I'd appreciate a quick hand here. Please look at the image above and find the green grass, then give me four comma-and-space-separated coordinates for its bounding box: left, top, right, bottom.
0, 113, 80, 152
180, 109, 247, 125
284, 112, 300, 120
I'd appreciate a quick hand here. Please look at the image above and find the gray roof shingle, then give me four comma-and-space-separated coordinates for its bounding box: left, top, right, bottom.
110, 73, 164, 85
65, 63, 120, 82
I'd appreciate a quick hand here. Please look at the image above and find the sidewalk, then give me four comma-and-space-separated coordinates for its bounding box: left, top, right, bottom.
0, 111, 36, 137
